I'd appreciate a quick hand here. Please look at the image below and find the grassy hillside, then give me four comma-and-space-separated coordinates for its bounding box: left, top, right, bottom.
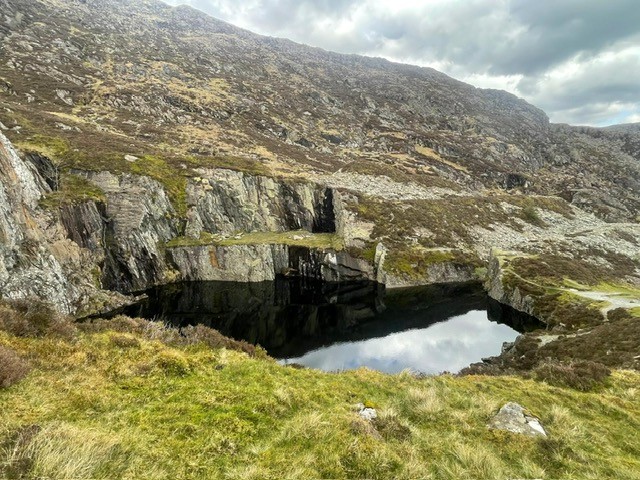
1, 306, 639, 479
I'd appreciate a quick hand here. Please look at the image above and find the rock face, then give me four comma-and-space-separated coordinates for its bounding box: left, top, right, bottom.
0, 132, 125, 314
0, 126, 381, 313
186, 170, 336, 236
485, 252, 537, 318
169, 244, 287, 283
386, 261, 478, 289
80, 171, 178, 292
168, 243, 375, 283
0, 132, 70, 309
488, 402, 547, 437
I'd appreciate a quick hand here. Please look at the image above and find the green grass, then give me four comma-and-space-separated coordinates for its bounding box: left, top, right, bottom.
166, 230, 345, 250
346, 242, 378, 263
1, 323, 640, 479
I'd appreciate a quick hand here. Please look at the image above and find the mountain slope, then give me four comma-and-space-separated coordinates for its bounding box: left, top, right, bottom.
1, 0, 638, 222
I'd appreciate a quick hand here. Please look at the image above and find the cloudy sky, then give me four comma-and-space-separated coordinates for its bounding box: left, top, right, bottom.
161, 0, 640, 127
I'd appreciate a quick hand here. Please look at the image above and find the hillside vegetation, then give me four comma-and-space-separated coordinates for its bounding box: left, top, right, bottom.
1, 304, 639, 480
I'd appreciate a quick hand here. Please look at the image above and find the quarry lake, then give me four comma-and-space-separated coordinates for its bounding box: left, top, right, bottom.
123, 279, 532, 374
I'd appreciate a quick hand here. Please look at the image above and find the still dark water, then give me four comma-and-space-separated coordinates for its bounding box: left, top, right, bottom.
122, 279, 532, 374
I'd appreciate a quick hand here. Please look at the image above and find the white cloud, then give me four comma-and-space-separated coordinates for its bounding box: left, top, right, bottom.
282, 311, 519, 374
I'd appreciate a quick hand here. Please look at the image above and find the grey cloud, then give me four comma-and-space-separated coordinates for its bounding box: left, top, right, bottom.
519, 51, 640, 124
241, 0, 360, 32
493, 0, 640, 74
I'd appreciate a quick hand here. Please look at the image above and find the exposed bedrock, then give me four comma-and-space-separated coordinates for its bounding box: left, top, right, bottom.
384, 262, 479, 289
0, 133, 127, 314
485, 252, 537, 319
185, 169, 337, 237
75, 167, 355, 289
77, 171, 179, 292
167, 243, 375, 283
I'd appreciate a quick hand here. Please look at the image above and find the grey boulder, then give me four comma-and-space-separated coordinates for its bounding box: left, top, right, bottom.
488, 402, 547, 437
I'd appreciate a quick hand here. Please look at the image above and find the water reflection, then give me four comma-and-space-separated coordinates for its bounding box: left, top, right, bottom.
121, 279, 535, 374
282, 310, 518, 374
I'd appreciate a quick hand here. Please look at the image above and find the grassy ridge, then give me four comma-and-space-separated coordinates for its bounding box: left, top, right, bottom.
1, 318, 639, 479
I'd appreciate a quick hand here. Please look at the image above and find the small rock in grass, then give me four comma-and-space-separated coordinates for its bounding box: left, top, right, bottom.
124, 154, 139, 162
488, 402, 547, 437
356, 403, 377, 421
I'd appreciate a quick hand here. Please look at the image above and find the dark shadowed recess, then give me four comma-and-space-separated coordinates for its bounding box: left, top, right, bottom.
119, 278, 542, 360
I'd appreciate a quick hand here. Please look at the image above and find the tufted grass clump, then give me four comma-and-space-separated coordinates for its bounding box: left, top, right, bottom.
80, 315, 264, 357
533, 360, 611, 391
0, 423, 129, 480
0, 346, 30, 389
0, 299, 77, 339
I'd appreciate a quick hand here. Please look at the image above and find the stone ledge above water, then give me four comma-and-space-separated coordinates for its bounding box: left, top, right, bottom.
166, 238, 376, 283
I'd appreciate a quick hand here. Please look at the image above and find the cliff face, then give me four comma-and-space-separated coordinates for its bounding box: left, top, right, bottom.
0, 132, 121, 313
0, 132, 384, 312
168, 244, 375, 283
79, 171, 179, 292
186, 170, 337, 237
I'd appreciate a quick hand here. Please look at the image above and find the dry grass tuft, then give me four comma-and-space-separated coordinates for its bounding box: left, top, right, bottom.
373, 408, 412, 441
109, 333, 141, 349
0, 346, 30, 389
0, 299, 76, 339
533, 360, 611, 391
81, 316, 264, 357
406, 386, 442, 416
0, 423, 128, 480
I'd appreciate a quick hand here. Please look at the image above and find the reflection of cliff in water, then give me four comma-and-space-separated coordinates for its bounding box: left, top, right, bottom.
487, 298, 542, 333
124, 279, 502, 357
123, 279, 542, 358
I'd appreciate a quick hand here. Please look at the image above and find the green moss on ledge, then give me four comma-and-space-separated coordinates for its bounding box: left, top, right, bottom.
166, 230, 345, 250
39, 173, 106, 209
346, 241, 378, 263
15, 131, 270, 218
385, 246, 482, 280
